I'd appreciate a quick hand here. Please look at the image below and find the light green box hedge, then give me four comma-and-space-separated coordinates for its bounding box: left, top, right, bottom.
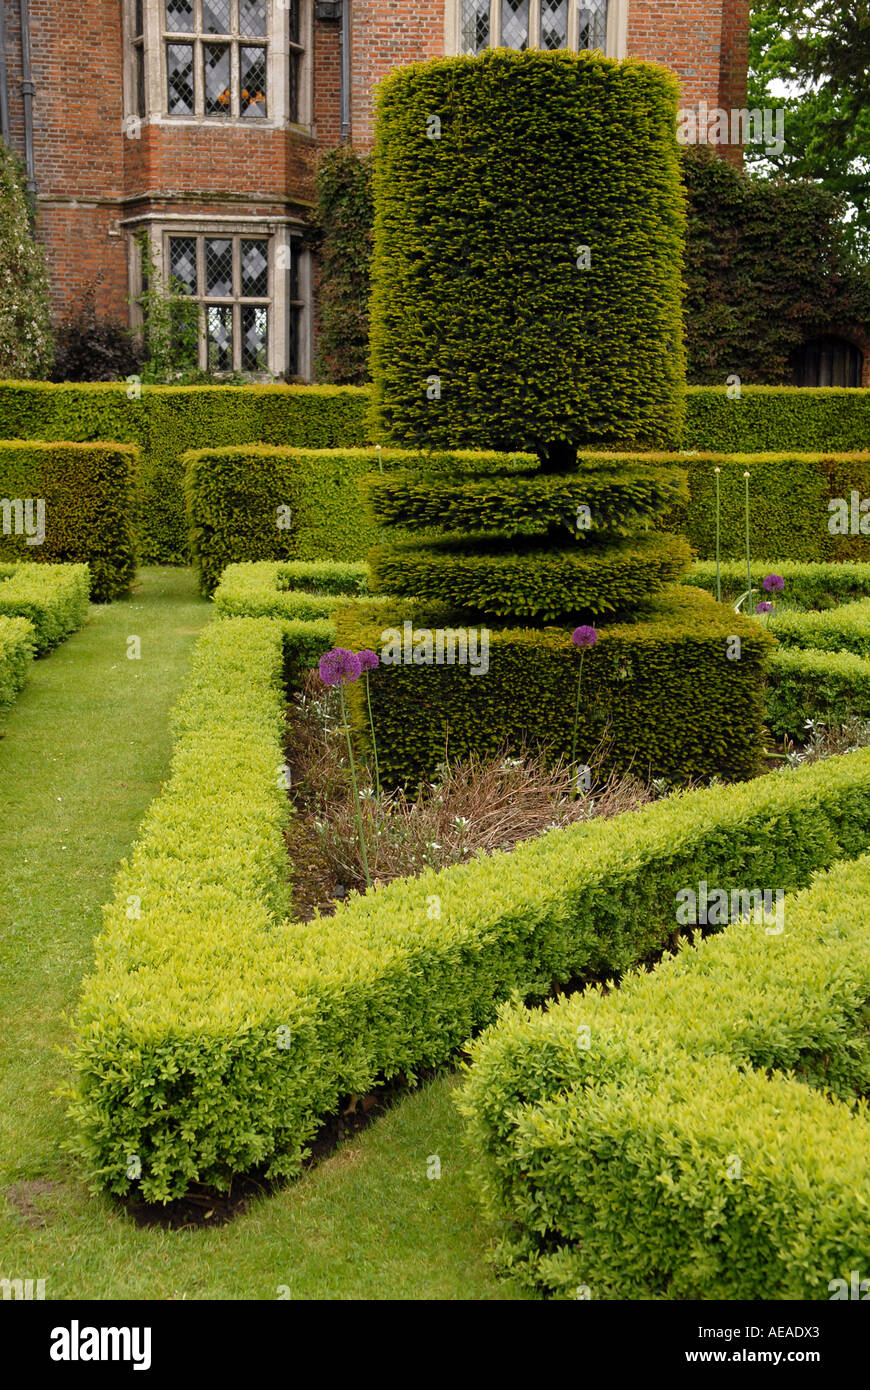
0, 615, 35, 709
0, 562, 91, 652
67, 606, 870, 1202
457, 853, 870, 1299
768, 599, 870, 658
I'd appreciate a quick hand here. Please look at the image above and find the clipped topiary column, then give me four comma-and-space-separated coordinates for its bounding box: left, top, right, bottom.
337, 49, 772, 787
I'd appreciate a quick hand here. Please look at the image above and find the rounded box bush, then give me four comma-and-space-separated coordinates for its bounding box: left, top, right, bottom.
369, 48, 686, 464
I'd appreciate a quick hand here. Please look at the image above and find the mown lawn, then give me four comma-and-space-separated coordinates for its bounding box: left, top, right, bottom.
0, 567, 520, 1300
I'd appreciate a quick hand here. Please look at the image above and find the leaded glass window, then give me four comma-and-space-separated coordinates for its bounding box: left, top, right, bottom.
164, 232, 287, 375
458, 0, 609, 55
163, 0, 271, 119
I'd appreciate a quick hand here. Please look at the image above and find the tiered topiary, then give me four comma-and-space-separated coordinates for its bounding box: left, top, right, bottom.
337, 48, 772, 785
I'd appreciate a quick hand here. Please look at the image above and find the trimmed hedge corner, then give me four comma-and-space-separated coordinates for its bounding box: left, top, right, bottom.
766, 646, 870, 741
0, 441, 136, 601
456, 853, 870, 1299
0, 562, 91, 652
213, 560, 370, 622
0, 615, 35, 709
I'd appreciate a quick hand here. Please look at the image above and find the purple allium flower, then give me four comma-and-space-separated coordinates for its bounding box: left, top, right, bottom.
358, 649, 380, 673
756, 601, 773, 614
318, 648, 363, 688
763, 574, 785, 593
572, 625, 599, 649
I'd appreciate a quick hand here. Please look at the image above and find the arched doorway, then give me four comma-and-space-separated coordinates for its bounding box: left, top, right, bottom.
790, 335, 864, 388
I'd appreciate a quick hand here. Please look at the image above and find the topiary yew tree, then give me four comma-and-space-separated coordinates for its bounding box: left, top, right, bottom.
369, 48, 687, 467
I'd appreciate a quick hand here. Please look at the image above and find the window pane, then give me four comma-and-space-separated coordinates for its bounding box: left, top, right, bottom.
205, 238, 234, 297
165, 0, 194, 32
241, 240, 269, 297
241, 305, 269, 370
207, 305, 234, 372
202, 0, 231, 33
288, 306, 301, 378
578, 0, 608, 50
134, 0, 144, 37
169, 236, 198, 295
240, 0, 268, 38
501, 0, 529, 50
541, 0, 569, 49
288, 241, 299, 304
460, 0, 489, 55
240, 46, 267, 118
167, 43, 195, 114
288, 49, 300, 122
204, 43, 231, 114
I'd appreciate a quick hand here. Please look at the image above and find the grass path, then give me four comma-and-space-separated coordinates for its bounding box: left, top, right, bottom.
0, 567, 518, 1300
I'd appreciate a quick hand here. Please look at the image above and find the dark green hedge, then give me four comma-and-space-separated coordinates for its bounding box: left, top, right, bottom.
361, 463, 689, 537
368, 532, 692, 621
335, 586, 772, 786
0, 381, 370, 563
312, 147, 374, 386
186, 446, 529, 596
370, 49, 686, 459
766, 646, 870, 741
0, 441, 137, 600
683, 387, 870, 453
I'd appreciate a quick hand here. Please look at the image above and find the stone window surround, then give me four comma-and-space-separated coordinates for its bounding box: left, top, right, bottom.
443, 0, 628, 58
122, 0, 314, 132
124, 213, 313, 380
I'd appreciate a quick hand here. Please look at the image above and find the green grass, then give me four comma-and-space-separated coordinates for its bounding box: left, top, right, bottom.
0, 566, 518, 1300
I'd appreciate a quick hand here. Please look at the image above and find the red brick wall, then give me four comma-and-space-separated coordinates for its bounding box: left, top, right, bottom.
347, 0, 443, 148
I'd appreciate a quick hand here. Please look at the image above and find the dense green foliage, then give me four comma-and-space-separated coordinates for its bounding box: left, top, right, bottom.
0, 442, 137, 601
336, 587, 771, 785
370, 50, 686, 460
67, 618, 870, 1200
0, 381, 370, 563
187, 447, 530, 596
682, 147, 870, 383
0, 563, 90, 652
213, 560, 369, 623
457, 852, 870, 1298
661, 451, 870, 562
0, 614, 35, 709
766, 646, 870, 740
682, 387, 870, 453
313, 147, 374, 385
368, 533, 692, 622
688, 558, 870, 608
0, 141, 53, 380
769, 599, 870, 658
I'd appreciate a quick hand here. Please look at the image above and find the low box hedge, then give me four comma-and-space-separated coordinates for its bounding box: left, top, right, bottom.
0, 562, 91, 652
336, 585, 772, 785
688, 558, 870, 609
456, 852, 870, 1299
0, 615, 35, 709
766, 646, 870, 741
768, 599, 870, 658
0, 440, 137, 601
212, 560, 372, 623
67, 607, 870, 1201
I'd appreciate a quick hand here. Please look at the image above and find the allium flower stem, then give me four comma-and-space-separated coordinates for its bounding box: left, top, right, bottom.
365, 671, 381, 799
571, 651, 585, 787
744, 471, 752, 608
339, 686, 371, 890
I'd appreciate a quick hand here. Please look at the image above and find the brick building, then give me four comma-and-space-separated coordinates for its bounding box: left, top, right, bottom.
0, 0, 750, 381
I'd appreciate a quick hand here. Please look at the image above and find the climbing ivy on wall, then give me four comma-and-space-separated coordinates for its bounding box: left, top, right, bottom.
312, 146, 374, 386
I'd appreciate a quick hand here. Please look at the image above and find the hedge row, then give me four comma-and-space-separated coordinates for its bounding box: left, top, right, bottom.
688, 558, 870, 608
769, 599, 870, 658
67, 608, 870, 1200
213, 560, 370, 622
187, 447, 530, 596
0, 615, 35, 710
0, 381, 370, 564
683, 386, 870, 454
0, 562, 91, 652
0, 441, 137, 601
766, 647, 870, 741
457, 854, 870, 1299
336, 586, 772, 785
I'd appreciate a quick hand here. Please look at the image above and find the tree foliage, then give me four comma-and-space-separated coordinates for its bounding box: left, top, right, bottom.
0, 139, 53, 380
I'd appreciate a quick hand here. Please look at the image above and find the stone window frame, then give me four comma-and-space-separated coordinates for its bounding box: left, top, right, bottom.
122, 0, 314, 132
444, 0, 628, 58
125, 215, 312, 381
